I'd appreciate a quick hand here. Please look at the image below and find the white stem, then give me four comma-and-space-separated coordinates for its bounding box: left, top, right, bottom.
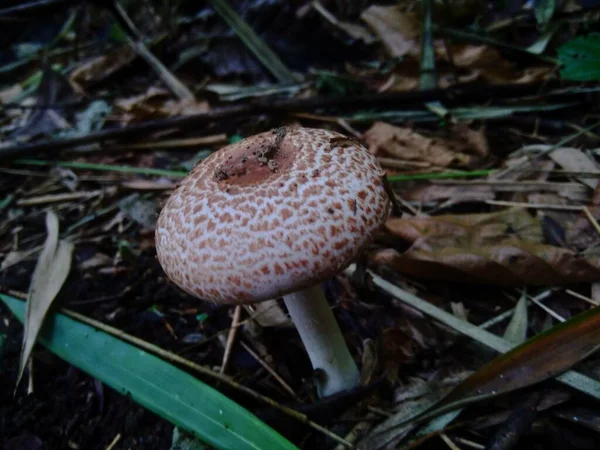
283, 285, 360, 397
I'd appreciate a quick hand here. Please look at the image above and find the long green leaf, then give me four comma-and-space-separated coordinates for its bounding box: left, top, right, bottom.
1, 294, 297, 450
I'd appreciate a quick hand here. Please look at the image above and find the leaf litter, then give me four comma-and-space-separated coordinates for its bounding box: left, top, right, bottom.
16, 210, 73, 389
2, 1, 600, 450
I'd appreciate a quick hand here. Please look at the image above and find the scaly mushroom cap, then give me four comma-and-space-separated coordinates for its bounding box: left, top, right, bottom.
155, 127, 390, 304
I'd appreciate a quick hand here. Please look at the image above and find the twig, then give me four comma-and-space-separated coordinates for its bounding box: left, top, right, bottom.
0, 0, 72, 16
564, 289, 600, 306
583, 206, 600, 238
239, 340, 298, 399
105, 433, 121, 450
0, 81, 583, 161
440, 433, 461, 450
220, 305, 242, 374
485, 200, 584, 211
110, 2, 194, 101
16, 190, 105, 206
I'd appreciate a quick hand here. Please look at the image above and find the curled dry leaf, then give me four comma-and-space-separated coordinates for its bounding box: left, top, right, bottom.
70, 45, 137, 89
364, 122, 488, 169
115, 86, 208, 123
384, 208, 543, 244
360, 5, 420, 58
438, 44, 552, 85
374, 208, 600, 285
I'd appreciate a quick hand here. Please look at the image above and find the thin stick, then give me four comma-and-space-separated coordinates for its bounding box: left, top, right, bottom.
105, 433, 121, 450
220, 305, 242, 374
454, 436, 485, 449
528, 294, 566, 323
16, 190, 105, 206
0, 81, 576, 161
239, 340, 298, 399
112, 2, 194, 101
583, 206, 600, 238
109, 134, 227, 150
564, 289, 600, 306
440, 433, 461, 450
485, 200, 584, 211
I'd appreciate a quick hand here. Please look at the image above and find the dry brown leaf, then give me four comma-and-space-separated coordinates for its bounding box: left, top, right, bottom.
69, 45, 137, 88
437, 44, 552, 85
17, 211, 73, 388
364, 122, 488, 168
115, 86, 208, 123
384, 207, 543, 245
549, 147, 600, 189
360, 5, 420, 58
374, 208, 600, 285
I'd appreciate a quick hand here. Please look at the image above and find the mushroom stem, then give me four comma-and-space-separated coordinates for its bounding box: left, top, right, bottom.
283, 285, 360, 397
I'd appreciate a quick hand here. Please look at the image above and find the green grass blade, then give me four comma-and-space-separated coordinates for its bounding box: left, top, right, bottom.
0, 294, 297, 450
14, 159, 188, 178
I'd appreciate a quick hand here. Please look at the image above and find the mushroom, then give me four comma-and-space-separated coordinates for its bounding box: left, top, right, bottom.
155, 127, 390, 397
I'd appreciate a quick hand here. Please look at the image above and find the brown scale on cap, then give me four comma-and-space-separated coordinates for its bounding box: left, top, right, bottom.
155, 127, 391, 304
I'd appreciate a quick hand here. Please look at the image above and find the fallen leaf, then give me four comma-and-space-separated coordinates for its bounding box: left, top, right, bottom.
383, 208, 543, 245
360, 5, 420, 58
359, 373, 469, 450
435, 304, 600, 410
115, 86, 209, 123
557, 33, 600, 82
364, 122, 488, 168
9, 68, 74, 141
0, 84, 23, 104
118, 194, 158, 230
549, 146, 600, 189
244, 299, 292, 328
503, 292, 528, 344
17, 211, 74, 388
69, 44, 137, 89
438, 44, 552, 85
375, 208, 600, 285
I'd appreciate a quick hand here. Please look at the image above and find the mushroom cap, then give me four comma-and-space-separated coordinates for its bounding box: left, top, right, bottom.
155, 127, 390, 304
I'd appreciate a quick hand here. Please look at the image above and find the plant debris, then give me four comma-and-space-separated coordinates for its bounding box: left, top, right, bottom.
2, 1, 600, 449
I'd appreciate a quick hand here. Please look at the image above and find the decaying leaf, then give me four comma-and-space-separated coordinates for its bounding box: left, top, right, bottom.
17, 211, 74, 388
118, 194, 158, 230
364, 122, 488, 168
244, 299, 292, 328
548, 146, 600, 189
358, 373, 469, 450
384, 207, 543, 244
436, 304, 600, 409
503, 292, 528, 344
69, 45, 137, 89
374, 208, 600, 285
115, 86, 208, 123
360, 5, 420, 58
439, 44, 552, 85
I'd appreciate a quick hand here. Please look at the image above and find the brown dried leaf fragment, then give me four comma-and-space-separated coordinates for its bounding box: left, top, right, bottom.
364, 122, 488, 169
